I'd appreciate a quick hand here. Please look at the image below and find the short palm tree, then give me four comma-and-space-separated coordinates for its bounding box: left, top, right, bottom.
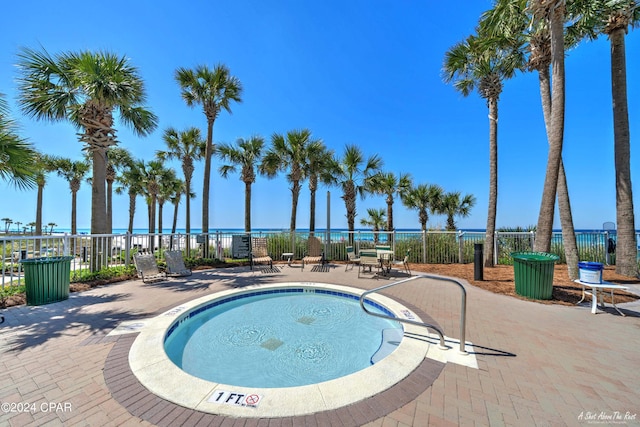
137, 159, 170, 234
168, 179, 190, 234
157, 127, 206, 236
367, 171, 412, 234
304, 141, 337, 236
217, 135, 265, 232
2, 218, 12, 234
441, 192, 476, 231
261, 129, 318, 232
0, 93, 37, 189
360, 208, 386, 245
47, 222, 57, 235
16, 47, 158, 237
51, 157, 90, 235
175, 64, 243, 239
33, 153, 57, 237
401, 183, 444, 232
334, 145, 383, 244
443, 31, 523, 266
115, 160, 146, 234
105, 147, 133, 234
156, 169, 179, 235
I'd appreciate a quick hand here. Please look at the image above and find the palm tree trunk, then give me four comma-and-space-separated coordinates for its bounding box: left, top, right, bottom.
185, 176, 192, 234
106, 180, 113, 234
534, 5, 565, 253
202, 119, 214, 258
610, 29, 637, 277
91, 148, 108, 270
484, 98, 498, 267
290, 182, 300, 232
309, 187, 316, 236
128, 192, 136, 234
538, 66, 579, 279
71, 190, 77, 236
244, 181, 252, 233
158, 202, 164, 249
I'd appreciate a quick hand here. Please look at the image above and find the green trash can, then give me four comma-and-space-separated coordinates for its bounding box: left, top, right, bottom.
20, 256, 73, 305
511, 252, 559, 300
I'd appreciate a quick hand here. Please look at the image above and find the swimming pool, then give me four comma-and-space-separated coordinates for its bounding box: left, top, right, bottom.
164, 288, 402, 388
129, 283, 432, 418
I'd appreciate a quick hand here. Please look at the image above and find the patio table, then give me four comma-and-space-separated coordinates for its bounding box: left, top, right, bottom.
574, 279, 628, 316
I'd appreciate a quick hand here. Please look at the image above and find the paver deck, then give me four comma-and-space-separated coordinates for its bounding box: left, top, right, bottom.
1, 263, 639, 426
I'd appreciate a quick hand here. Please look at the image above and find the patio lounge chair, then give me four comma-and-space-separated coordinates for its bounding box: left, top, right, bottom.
391, 249, 411, 276
302, 236, 325, 271
164, 250, 192, 277
358, 250, 381, 278
251, 237, 273, 270
345, 246, 360, 271
133, 253, 166, 283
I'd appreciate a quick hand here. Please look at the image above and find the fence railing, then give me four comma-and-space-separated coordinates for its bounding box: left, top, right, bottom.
2, 230, 639, 288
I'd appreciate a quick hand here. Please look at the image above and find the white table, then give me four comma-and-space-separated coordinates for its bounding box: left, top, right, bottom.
281, 252, 294, 267
574, 280, 628, 316
376, 249, 395, 274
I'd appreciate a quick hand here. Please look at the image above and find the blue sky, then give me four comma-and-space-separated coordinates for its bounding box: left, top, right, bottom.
0, 1, 638, 232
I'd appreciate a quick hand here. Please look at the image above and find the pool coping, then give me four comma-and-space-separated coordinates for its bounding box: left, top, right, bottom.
128, 282, 436, 418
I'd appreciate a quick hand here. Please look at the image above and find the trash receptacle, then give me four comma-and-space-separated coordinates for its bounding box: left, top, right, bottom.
20, 256, 73, 306
511, 252, 559, 300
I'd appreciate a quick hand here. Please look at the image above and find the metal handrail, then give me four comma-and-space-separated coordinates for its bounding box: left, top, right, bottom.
359, 274, 468, 354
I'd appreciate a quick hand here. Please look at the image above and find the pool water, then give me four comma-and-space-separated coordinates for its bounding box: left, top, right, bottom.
164, 291, 402, 388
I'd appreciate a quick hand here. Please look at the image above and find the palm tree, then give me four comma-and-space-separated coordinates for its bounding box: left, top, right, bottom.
51, 157, 90, 235
26, 222, 35, 235
47, 222, 57, 235
157, 127, 206, 236
571, 1, 639, 276
33, 153, 57, 237
168, 179, 189, 234
443, 31, 523, 267
175, 64, 243, 243
137, 159, 168, 234
16, 47, 158, 238
304, 141, 337, 236
334, 145, 383, 243
216, 135, 265, 232
367, 171, 412, 234
441, 192, 476, 231
401, 183, 444, 232
480, 0, 580, 278
360, 208, 386, 245
261, 129, 319, 233
0, 93, 37, 189
115, 160, 146, 234
2, 218, 12, 234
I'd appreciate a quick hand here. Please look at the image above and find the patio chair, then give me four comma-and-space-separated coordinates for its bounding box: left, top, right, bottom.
302, 236, 325, 271
358, 250, 381, 278
133, 253, 166, 283
345, 246, 360, 271
391, 249, 411, 276
164, 250, 192, 277
251, 237, 273, 270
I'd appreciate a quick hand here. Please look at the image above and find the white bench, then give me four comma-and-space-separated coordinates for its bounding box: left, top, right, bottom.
574, 280, 629, 316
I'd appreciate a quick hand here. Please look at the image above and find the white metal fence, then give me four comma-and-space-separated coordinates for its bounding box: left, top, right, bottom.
2, 230, 638, 288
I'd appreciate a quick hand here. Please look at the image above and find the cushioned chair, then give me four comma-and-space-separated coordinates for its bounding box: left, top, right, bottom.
392, 249, 411, 276
358, 250, 381, 278
133, 253, 166, 283
251, 237, 273, 270
164, 250, 192, 277
302, 236, 325, 271
345, 246, 360, 271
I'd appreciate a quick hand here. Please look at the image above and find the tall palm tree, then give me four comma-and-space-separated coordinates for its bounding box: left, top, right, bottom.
571, 0, 639, 276
261, 129, 318, 232
115, 160, 146, 234
334, 145, 383, 243
16, 47, 158, 238
360, 208, 386, 244
157, 127, 206, 236
105, 147, 133, 234
33, 153, 57, 237
304, 141, 337, 236
175, 64, 243, 242
51, 157, 90, 235
216, 135, 265, 232
137, 159, 168, 234
441, 192, 476, 231
367, 171, 412, 234
401, 183, 444, 232
443, 31, 524, 267
480, 0, 580, 278
0, 93, 37, 189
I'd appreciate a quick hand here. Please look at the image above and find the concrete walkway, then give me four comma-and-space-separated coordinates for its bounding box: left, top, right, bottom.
0, 263, 639, 426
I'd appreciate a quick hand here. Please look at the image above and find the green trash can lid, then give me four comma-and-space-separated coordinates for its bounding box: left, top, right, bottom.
511, 252, 560, 262
19, 256, 74, 264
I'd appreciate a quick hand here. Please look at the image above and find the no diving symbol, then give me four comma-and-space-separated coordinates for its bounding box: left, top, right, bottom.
245, 394, 260, 406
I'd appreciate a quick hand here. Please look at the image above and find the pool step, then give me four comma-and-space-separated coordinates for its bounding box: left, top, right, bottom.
371, 328, 403, 364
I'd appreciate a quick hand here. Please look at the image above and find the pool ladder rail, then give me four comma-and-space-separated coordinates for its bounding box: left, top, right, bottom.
359, 274, 468, 355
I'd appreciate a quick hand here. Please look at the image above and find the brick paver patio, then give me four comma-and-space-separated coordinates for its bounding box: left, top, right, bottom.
1, 263, 638, 426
